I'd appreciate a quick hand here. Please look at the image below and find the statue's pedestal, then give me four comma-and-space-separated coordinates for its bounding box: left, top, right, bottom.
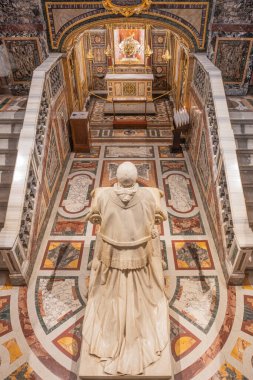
79, 340, 173, 379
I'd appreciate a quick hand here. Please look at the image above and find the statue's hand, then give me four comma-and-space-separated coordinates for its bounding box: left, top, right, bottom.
89, 212, 102, 224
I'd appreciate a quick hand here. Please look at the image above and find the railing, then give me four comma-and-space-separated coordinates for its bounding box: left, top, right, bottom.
0, 54, 65, 285
190, 54, 253, 284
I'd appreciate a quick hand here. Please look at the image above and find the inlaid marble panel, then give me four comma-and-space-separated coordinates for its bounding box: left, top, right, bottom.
172, 240, 214, 270
168, 212, 205, 235
101, 160, 158, 187
164, 174, 197, 213
35, 276, 85, 334
53, 317, 83, 362
41, 241, 83, 270
170, 276, 219, 333
59, 172, 94, 217
170, 316, 200, 361
104, 146, 154, 158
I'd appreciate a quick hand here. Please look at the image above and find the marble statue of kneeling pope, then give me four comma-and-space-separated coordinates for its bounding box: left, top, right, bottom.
80, 161, 171, 377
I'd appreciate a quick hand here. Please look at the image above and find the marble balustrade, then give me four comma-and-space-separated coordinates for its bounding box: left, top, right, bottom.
188, 53, 253, 285
0, 54, 71, 285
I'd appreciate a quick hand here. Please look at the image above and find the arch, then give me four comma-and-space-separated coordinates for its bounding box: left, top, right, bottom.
60, 15, 197, 52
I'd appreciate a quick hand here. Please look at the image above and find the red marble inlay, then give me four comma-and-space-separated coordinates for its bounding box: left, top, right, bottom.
18, 287, 77, 380
174, 286, 236, 380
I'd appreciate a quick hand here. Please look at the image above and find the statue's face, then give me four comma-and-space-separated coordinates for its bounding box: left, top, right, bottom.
119, 177, 135, 188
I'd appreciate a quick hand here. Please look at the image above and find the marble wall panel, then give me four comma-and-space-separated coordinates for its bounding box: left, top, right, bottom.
188, 71, 226, 271
3, 38, 42, 83
214, 38, 253, 85
208, 0, 253, 95
0, 0, 49, 93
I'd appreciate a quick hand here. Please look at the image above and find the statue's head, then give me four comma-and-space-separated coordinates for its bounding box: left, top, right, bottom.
116, 162, 138, 188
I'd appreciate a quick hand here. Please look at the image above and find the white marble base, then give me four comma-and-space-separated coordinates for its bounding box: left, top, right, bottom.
79, 340, 173, 379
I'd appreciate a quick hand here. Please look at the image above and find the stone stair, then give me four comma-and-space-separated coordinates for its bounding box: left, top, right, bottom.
0, 112, 24, 229
230, 112, 253, 229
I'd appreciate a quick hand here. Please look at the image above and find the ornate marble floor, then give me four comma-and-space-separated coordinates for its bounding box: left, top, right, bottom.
0, 142, 253, 379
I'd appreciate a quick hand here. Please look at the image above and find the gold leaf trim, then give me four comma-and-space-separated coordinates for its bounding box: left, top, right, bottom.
102, 0, 152, 17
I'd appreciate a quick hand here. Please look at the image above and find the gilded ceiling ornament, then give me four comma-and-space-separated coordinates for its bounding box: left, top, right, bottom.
102, 0, 152, 17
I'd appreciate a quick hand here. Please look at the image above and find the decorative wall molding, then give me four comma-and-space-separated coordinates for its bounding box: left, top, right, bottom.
41, 1, 211, 51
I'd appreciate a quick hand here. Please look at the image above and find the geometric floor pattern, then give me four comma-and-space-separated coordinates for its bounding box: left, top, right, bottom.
0, 140, 253, 379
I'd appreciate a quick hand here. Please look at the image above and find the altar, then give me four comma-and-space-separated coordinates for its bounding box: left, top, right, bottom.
105, 73, 154, 102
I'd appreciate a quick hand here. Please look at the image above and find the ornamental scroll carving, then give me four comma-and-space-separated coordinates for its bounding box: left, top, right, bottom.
102, 0, 151, 17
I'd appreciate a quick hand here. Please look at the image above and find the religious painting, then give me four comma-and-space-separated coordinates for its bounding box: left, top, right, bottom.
114, 28, 145, 65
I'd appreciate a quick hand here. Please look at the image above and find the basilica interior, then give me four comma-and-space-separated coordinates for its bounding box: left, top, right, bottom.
0, 1, 253, 379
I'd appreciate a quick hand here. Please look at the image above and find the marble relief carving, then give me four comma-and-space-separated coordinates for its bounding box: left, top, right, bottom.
193, 61, 207, 102
45, 127, 61, 194
197, 130, 210, 190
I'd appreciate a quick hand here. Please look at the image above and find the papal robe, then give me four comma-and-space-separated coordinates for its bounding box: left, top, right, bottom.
82, 185, 169, 375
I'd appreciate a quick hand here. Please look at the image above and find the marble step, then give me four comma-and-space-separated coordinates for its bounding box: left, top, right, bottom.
237, 152, 253, 166
0, 153, 17, 166
240, 170, 253, 183
0, 186, 11, 201
232, 124, 253, 134
243, 187, 253, 202
0, 123, 22, 134
235, 138, 253, 149
247, 206, 253, 229
0, 170, 14, 185
0, 206, 7, 228
0, 138, 18, 150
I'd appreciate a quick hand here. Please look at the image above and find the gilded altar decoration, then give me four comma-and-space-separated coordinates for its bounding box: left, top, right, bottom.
102, 0, 152, 17
114, 28, 145, 65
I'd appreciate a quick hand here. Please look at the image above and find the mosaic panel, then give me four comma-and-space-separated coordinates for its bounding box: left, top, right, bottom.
19, 288, 76, 380
74, 146, 101, 159
70, 160, 98, 174
2, 338, 22, 364
242, 295, 253, 336
4, 362, 40, 380
158, 146, 184, 158
4, 38, 42, 82
172, 240, 214, 270
35, 276, 85, 334
53, 317, 83, 362
231, 337, 251, 363
164, 174, 197, 213
104, 146, 154, 158
170, 316, 200, 361
170, 276, 219, 333
160, 160, 188, 174
0, 295, 12, 337
214, 38, 252, 84
59, 173, 94, 215
41, 241, 84, 270
168, 212, 205, 236
101, 160, 158, 187
210, 361, 248, 380
51, 214, 88, 236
